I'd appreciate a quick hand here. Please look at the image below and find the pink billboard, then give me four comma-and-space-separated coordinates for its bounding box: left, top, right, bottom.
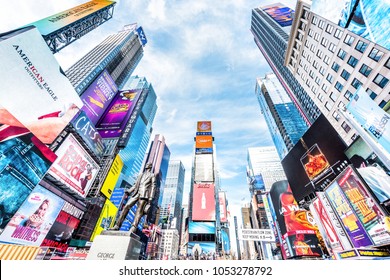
218, 192, 227, 223
192, 183, 216, 221
48, 134, 100, 197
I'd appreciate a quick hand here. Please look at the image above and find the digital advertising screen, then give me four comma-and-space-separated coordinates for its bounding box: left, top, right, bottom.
262, 3, 294, 27
196, 121, 212, 135
192, 183, 216, 221
100, 154, 124, 199
218, 192, 228, 223
189, 222, 215, 234
90, 199, 118, 241
194, 153, 214, 182
0, 185, 64, 246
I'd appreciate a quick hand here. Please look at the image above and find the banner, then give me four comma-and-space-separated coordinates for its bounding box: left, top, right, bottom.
90, 199, 118, 241
218, 192, 227, 223
192, 183, 216, 221
347, 86, 390, 153
49, 134, 100, 197
0, 185, 64, 246
100, 155, 124, 199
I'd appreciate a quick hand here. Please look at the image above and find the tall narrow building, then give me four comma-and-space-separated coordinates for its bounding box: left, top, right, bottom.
65, 24, 146, 94
251, 3, 321, 125
255, 73, 308, 159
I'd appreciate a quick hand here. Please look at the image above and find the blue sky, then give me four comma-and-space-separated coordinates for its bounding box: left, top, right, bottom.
1, 0, 298, 253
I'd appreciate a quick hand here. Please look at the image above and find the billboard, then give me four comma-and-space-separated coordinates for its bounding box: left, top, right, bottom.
70, 110, 105, 158
40, 201, 84, 254
136, 26, 147, 46
281, 114, 349, 202
0, 27, 83, 145
25, 0, 115, 36
262, 3, 294, 27
195, 135, 213, 149
196, 121, 212, 135
96, 89, 142, 138
325, 181, 374, 247
100, 155, 124, 199
187, 242, 216, 255
250, 174, 266, 192
48, 134, 100, 197
194, 153, 214, 182
189, 222, 215, 234
218, 192, 228, 223
90, 199, 118, 241
283, 230, 323, 258
335, 166, 390, 245
80, 70, 118, 126
0, 185, 64, 246
0, 131, 56, 230
192, 183, 216, 221
347, 86, 390, 153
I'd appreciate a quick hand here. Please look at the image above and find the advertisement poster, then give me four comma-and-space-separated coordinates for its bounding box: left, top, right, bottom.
70, 110, 105, 158
196, 121, 212, 135
262, 3, 294, 27
194, 153, 214, 182
325, 182, 374, 247
49, 134, 100, 197
97, 89, 142, 138
189, 222, 215, 234
100, 154, 124, 199
0, 27, 83, 145
347, 86, 390, 153
283, 230, 323, 258
218, 192, 228, 223
80, 70, 118, 125
336, 166, 390, 245
282, 114, 349, 202
40, 201, 84, 254
0, 129, 57, 229
0, 185, 64, 246
90, 199, 118, 241
192, 183, 216, 221
187, 242, 216, 256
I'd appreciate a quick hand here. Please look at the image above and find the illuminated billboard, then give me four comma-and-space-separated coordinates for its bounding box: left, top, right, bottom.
0, 27, 83, 145
194, 153, 214, 182
283, 230, 323, 258
188, 242, 216, 255
80, 69, 118, 126
40, 201, 84, 253
0, 185, 64, 246
281, 114, 349, 202
218, 192, 228, 223
97, 89, 142, 138
192, 183, 216, 221
262, 3, 294, 27
195, 135, 213, 149
49, 134, 100, 197
0, 131, 57, 230
100, 154, 124, 199
90, 198, 118, 241
189, 222, 215, 234
25, 0, 115, 36
136, 26, 147, 46
197, 121, 212, 135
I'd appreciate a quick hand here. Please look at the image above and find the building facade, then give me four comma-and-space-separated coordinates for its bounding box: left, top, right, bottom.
284, 0, 390, 145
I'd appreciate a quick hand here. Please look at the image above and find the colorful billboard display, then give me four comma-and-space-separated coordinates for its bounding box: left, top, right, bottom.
0, 27, 83, 145
100, 155, 123, 199
48, 134, 100, 197
335, 166, 390, 245
0, 130, 57, 230
218, 192, 228, 223
96, 89, 142, 138
194, 153, 214, 182
262, 3, 294, 27
347, 86, 390, 154
325, 181, 374, 247
188, 242, 216, 255
70, 110, 105, 158
195, 135, 213, 149
196, 121, 212, 135
25, 0, 115, 36
80, 69, 118, 126
281, 114, 349, 202
0, 185, 64, 246
40, 201, 84, 254
283, 230, 323, 258
90, 199, 118, 241
136, 26, 147, 46
189, 222, 215, 234
192, 183, 216, 221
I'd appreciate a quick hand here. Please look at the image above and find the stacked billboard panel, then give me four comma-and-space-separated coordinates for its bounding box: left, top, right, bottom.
192, 183, 216, 221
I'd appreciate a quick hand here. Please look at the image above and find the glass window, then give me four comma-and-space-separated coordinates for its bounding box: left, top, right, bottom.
308, 29, 314, 37
332, 111, 340, 121
338, 49, 346, 60
322, 83, 329, 92
312, 60, 319, 69
328, 43, 336, 53
326, 73, 334, 83
330, 92, 338, 102
314, 32, 320, 41
358, 64, 372, 77
315, 76, 321, 85
368, 48, 384, 61
323, 55, 330, 65
347, 56, 359, 67
367, 88, 377, 100
312, 16, 318, 25
325, 102, 332, 111
344, 90, 353, 101
379, 100, 387, 108
355, 40, 368, 53
385, 57, 390, 69
341, 121, 351, 133
326, 24, 334, 34
344, 34, 355, 46
351, 78, 362, 89
318, 20, 325, 29
319, 67, 325, 76
373, 74, 389, 88
341, 69, 350, 81
331, 62, 340, 72
334, 29, 343, 39
316, 49, 323, 59
335, 81, 343, 92
321, 37, 328, 47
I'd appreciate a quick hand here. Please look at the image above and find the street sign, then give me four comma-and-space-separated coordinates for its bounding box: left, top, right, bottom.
238, 229, 275, 242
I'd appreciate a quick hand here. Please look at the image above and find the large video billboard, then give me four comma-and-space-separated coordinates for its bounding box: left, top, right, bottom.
80, 70, 118, 126
197, 121, 212, 135
262, 3, 294, 27
192, 183, 216, 221
96, 89, 142, 139
218, 192, 228, 223
48, 134, 100, 197
0, 185, 64, 246
40, 201, 84, 253
194, 153, 214, 182
281, 114, 349, 202
0, 130, 57, 230
189, 222, 215, 234
0, 27, 83, 145
90, 198, 118, 241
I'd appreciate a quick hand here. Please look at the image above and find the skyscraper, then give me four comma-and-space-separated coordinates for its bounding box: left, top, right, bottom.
159, 160, 185, 231
251, 3, 321, 125
255, 73, 308, 159
65, 24, 145, 94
